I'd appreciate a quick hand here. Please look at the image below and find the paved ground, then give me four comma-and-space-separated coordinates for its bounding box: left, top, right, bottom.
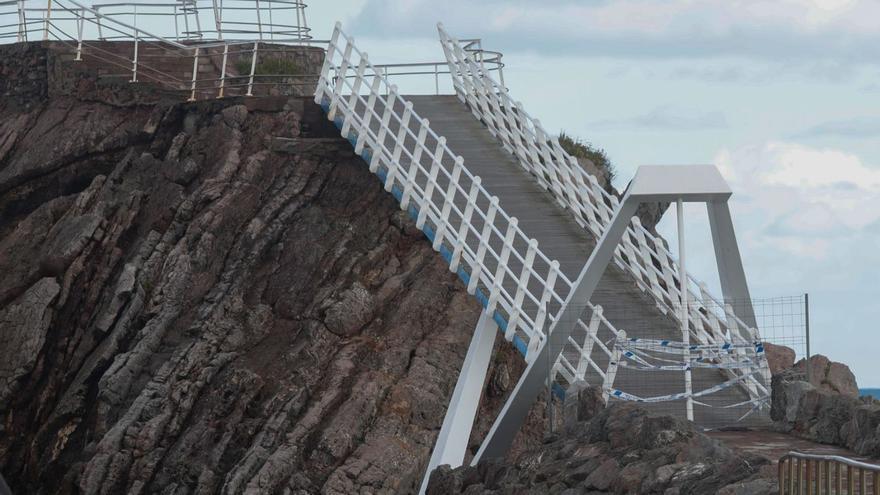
709, 431, 880, 464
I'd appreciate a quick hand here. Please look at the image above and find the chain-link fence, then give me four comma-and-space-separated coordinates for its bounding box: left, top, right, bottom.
544, 294, 809, 432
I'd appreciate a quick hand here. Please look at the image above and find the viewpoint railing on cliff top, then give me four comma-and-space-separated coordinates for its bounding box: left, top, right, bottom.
436, 23, 771, 404
315, 22, 770, 411
779, 452, 880, 495
0, 0, 504, 98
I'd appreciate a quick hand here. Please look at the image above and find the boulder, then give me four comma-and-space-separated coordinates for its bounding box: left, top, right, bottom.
794, 354, 859, 398
762, 342, 796, 375
427, 403, 771, 494
771, 368, 880, 457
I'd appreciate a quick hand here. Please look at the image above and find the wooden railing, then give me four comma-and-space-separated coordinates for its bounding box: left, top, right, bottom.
779, 452, 880, 495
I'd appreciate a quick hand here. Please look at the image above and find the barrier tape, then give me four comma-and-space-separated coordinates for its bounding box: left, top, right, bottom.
604, 370, 759, 403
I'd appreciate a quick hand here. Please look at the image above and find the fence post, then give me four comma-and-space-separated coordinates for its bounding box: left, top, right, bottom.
487, 218, 517, 316
246, 41, 258, 96
450, 175, 479, 272
188, 47, 200, 100
217, 44, 228, 98
370, 86, 397, 173
314, 23, 340, 106
42, 0, 51, 41
131, 34, 139, 82
805, 293, 811, 381
75, 8, 84, 61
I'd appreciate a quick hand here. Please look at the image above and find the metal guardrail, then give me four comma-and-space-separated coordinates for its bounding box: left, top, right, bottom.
437, 23, 771, 408
0, 0, 504, 98
780, 452, 880, 495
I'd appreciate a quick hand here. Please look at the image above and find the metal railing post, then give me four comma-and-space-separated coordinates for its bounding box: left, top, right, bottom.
189, 47, 200, 100
805, 293, 811, 380
217, 43, 228, 98
173, 4, 179, 40
211, 0, 222, 40
42, 0, 51, 41
17, 0, 26, 42
94, 4, 103, 39
254, 0, 263, 40
434, 63, 439, 95
75, 8, 84, 60
131, 35, 139, 82
247, 41, 258, 96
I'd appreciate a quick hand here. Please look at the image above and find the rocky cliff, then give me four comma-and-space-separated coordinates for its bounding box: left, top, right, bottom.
0, 43, 548, 494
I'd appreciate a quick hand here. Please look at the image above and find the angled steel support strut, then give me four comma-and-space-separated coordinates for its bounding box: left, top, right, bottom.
472, 165, 759, 463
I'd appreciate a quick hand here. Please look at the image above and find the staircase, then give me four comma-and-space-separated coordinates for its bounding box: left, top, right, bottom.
315, 21, 772, 434
404, 94, 768, 428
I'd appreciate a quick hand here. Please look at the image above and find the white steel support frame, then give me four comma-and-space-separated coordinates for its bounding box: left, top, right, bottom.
473, 165, 758, 463
419, 310, 498, 495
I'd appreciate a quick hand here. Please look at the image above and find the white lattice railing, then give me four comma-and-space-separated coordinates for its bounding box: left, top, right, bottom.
313, 24, 637, 392
437, 24, 771, 403
315, 23, 769, 410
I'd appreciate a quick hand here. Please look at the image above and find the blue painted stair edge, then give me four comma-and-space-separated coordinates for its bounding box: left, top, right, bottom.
320, 100, 566, 400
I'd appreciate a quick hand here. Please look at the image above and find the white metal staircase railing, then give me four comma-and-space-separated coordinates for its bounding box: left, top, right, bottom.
315, 23, 630, 389
436, 24, 771, 402
314, 23, 770, 411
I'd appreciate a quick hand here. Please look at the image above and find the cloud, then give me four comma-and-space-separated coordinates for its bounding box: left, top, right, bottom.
794, 116, 880, 139
348, 0, 880, 66
715, 141, 880, 261
589, 106, 728, 130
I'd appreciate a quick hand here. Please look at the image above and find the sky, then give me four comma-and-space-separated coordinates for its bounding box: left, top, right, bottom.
85, 0, 877, 385
302, 0, 880, 386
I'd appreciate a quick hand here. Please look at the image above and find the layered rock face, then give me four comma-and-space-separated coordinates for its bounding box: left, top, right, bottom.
427, 391, 777, 495
0, 43, 548, 494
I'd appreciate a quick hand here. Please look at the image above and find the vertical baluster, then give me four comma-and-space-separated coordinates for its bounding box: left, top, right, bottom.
467, 196, 498, 295
327, 36, 352, 119
314, 23, 341, 105
506, 238, 537, 341
246, 41, 258, 96
417, 137, 446, 229
342, 54, 368, 138
356, 74, 382, 155
575, 307, 602, 380
533, 260, 559, 337
386, 101, 413, 193
872, 470, 878, 495
655, 239, 678, 309
433, 157, 464, 253
487, 217, 517, 315
188, 47, 200, 101
602, 330, 625, 403
217, 43, 229, 98
806, 459, 813, 495
533, 123, 559, 191
778, 458, 785, 495
848, 465, 854, 495
401, 119, 429, 210
131, 34, 139, 82
371, 86, 397, 173
861, 468, 867, 495
42, 0, 51, 41
450, 176, 480, 273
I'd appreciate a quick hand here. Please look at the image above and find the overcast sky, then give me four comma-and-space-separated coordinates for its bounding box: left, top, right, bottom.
303, 0, 880, 386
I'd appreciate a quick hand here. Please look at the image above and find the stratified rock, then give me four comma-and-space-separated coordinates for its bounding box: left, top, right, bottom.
794, 354, 859, 398
763, 342, 796, 375
563, 382, 605, 432
0, 44, 549, 494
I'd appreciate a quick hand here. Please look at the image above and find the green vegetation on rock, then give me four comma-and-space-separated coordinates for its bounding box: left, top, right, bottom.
558, 131, 615, 187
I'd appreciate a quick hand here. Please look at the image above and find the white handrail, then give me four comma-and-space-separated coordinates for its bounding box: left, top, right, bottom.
437, 24, 771, 404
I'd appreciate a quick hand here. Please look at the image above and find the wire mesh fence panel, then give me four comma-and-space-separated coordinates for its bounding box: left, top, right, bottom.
546, 294, 808, 431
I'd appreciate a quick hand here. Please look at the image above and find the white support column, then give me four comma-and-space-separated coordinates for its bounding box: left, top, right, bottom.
676, 199, 694, 422
419, 310, 498, 495
706, 200, 757, 329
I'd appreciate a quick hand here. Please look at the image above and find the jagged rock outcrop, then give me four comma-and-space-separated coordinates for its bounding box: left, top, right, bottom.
426, 400, 777, 494
794, 354, 860, 398
763, 342, 796, 376
771, 366, 880, 457
0, 43, 550, 494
